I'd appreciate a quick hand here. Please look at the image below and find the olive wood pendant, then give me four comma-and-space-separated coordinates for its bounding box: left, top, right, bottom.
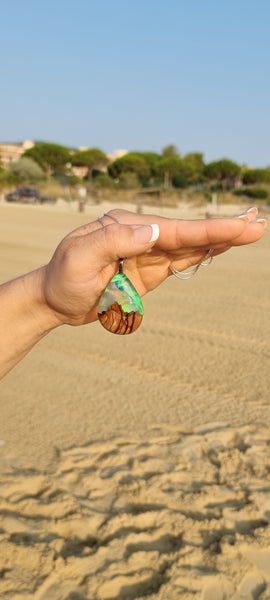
98, 261, 143, 335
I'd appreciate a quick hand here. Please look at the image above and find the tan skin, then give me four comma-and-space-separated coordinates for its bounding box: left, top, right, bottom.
0, 207, 266, 378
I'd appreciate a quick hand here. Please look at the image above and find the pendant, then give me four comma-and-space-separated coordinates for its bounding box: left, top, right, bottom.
98, 260, 143, 335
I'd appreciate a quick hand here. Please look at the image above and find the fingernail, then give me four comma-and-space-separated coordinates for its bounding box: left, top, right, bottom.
236, 207, 258, 219
133, 224, 160, 244
236, 214, 249, 221
256, 218, 267, 227
149, 224, 160, 242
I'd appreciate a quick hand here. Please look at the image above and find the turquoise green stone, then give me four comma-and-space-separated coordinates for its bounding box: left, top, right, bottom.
98, 273, 143, 315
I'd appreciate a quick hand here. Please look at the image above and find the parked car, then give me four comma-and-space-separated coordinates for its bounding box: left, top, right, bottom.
5, 187, 55, 204
6, 188, 42, 203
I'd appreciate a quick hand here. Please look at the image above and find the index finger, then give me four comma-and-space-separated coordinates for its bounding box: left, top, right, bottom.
95, 208, 266, 249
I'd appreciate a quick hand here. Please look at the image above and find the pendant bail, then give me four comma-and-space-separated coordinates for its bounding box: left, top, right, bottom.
119, 259, 124, 274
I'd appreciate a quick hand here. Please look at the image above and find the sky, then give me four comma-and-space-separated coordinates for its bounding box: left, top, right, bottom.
1, 0, 270, 167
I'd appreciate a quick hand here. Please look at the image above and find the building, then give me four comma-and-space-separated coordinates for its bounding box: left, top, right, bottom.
0, 141, 126, 175
71, 165, 89, 179
0, 140, 34, 167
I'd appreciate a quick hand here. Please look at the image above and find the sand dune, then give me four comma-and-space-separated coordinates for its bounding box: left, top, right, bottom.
0, 200, 270, 599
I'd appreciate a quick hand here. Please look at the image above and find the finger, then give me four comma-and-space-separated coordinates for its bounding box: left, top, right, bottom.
67, 208, 266, 259
68, 207, 265, 249
238, 206, 258, 221
106, 209, 253, 249
229, 218, 267, 245
71, 222, 160, 273
69, 209, 247, 245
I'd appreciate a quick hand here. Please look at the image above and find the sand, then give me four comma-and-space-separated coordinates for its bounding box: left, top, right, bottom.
0, 198, 269, 599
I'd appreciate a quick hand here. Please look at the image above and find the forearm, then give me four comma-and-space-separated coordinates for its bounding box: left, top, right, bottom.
0, 267, 61, 379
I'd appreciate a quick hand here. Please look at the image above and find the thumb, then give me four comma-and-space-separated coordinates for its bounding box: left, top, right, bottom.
91, 223, 160, 267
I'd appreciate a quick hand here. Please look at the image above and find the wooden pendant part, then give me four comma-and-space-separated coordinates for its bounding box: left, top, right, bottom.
98, 270, 143, 335
98, 302, 143, 335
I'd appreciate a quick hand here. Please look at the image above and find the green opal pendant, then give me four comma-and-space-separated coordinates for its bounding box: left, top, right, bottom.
98, 260, 143, 335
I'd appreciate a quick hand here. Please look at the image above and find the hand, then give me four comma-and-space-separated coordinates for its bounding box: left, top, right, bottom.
42, 207, 266, 326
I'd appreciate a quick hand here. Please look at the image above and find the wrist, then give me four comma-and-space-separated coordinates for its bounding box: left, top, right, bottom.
21, 266, 64, 334
0, 267, 63, 379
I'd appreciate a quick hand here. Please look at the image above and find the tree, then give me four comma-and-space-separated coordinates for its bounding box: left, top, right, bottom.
0, 165, 9, 189
94, 173, 116, 190
71, 148, 108, 182
155, 156, 183, 188
171, 173, 188, 188
162, 144, 179, 157
234, 187, 268, 200
118, 172, 139, 189
108, 154, 150, 179
184, 152, 204, 167
23, 143, 71, 176
242, 168, 270, 185
130, 152, 161, 177
8, 157, 44, 181
204, 159, 241, 189
183, 153, 205, 183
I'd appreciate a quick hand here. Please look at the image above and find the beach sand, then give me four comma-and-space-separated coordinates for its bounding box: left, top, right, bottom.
0, 199, 269, 599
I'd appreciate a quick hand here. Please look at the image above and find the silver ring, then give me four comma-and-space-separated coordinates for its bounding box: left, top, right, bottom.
98, 212, 121, 227
170, 249, 214, 280
104, 212, 120, 223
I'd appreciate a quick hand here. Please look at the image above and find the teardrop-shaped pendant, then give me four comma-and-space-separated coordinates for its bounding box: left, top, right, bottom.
98, 261, 143, 335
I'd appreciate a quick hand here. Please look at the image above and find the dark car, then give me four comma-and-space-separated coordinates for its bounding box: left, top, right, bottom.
5, 188, 41, 203
5, 187, 56, 204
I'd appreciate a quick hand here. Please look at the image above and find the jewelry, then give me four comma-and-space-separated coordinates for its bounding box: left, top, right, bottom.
170, 248, 214, 280
97, 212, 121, 227
97, 214, 144, 335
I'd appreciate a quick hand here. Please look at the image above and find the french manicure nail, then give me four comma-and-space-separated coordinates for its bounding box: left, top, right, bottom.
256, 219, 267, 227
149, 224, 160, 242
236, 214, 249, 221
246, 207, 258, 213
134, 223, 160, 244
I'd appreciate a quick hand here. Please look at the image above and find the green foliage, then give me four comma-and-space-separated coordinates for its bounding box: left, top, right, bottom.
92, 168, 103, 179
183, 153, 205, 183
172, 174, 188, 188
0, 165, 21, 188
71, 148, 108, 168
155, 156, 183, 177
155, 156, 204, 186
94, 174, 116, 189
209, 182, 223, 192
23, 143, 70, 175
242, 169, 270, 185
108, 154, 150, 178
0, 167, 8, 188
162, 144, 179, 157
204, 159, 241, 182
53, 174, 74, 186
184, 152, 204, 167
130, 152, 161, 176
234, 187, 268, 200
138, 177, 154, 188
68, 175, 82, 186
8, 157, 44, 181
118, 172, 139, 189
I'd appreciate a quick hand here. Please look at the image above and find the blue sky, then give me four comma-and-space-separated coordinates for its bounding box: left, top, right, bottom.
1, 0, 270, 166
